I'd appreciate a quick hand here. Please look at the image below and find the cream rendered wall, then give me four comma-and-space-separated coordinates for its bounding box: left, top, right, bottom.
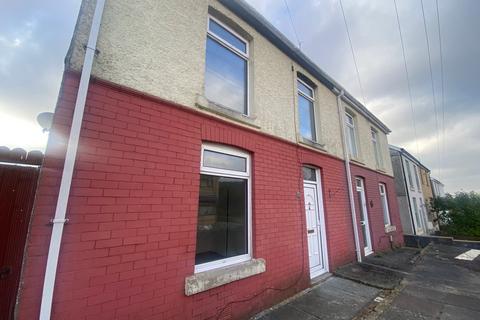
66, 0, 391, 173
343, 102, 393, 176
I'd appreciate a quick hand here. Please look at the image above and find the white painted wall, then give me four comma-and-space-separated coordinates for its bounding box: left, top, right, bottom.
67, 0, 393, 175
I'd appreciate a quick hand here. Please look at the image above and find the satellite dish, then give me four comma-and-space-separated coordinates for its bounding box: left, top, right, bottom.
37, 112, 54, 132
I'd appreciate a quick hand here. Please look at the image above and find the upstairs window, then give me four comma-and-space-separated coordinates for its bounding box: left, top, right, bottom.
345, 112, 358, 158
371, 129, 383, 168
205, 17, 248, 114
414, 165, 421, 191
379, 183, 391, 226
405, 160, 414, 189
196, 144, 251, 272
297, 78, 316, 141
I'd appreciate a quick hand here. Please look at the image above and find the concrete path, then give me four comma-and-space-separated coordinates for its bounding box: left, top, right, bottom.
257, 277, 380, 320
378, 243, 480, 320
255, 244, 480, 320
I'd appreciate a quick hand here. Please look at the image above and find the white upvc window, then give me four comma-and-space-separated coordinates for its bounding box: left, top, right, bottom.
371, 129, 383, 168
195, 143, 252, 273
379, 183, 391, 226
297, 78, 317, 141
405, 160, 414, 189
414, 165, 421, 191
205, 16, 249, 115
345, 112, 358, 158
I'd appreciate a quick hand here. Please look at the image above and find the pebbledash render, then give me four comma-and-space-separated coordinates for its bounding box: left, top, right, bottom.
17, 0, 403, 319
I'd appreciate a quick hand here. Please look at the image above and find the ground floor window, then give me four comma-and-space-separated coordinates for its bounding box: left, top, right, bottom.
379, 183, 391, 226
195, 143, 251, 272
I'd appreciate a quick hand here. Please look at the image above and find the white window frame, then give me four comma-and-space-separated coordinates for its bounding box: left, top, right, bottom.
297, 78, 317, 142
206, 16, 250, 115
371, 128, 383, 169
379, 183, 391, 226
405, 159, 414, 190
345, 112, 358, 158
195, 143, 252, 273
413, 165, 421, 191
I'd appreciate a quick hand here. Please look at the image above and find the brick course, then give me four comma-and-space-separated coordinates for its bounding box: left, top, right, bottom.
17, 71, 402, 319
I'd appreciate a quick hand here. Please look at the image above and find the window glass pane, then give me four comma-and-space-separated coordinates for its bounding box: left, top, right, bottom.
203, 149, 246, 172
345, 113, 354, 126
205, 37, 247, 113
381, 194, 390, 225
299, 94, 316, 141
196, 175, 247, 265
356, 179, 362, 188
209, 19, 247, 53
405, 161, 413, 187
414, 166, 421, 190
303, 167, 316, 181
348, 126, 357, 157
297, 81, 313, 98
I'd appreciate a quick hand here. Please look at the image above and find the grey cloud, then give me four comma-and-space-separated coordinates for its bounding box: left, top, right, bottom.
246, 0, 480, 192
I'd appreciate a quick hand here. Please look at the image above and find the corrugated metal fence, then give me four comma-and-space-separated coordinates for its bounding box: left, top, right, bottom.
0, 147, 43, 320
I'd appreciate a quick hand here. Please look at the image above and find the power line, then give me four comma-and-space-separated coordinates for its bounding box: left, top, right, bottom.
338, 0, 367, 106
420, 0, 441, 177
283, 0, 301, 49
393, 0, 420, 158
436, 0, 446, 181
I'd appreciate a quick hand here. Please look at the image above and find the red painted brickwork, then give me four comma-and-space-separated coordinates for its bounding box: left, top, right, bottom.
17, 71, 401, 319
350, 164, 404, 255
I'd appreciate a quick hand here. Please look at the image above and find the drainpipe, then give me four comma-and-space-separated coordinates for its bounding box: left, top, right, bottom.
333, 88, 362, 263
39, 1, 106, 319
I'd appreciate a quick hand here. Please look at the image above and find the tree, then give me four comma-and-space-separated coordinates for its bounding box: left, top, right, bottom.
431, 191, 480, 239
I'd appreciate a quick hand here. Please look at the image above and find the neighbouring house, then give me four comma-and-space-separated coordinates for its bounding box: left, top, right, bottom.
418, 165, 439, 232
16, 1, 404, 319
431, 177, 446, 198
389, 145, 432, 235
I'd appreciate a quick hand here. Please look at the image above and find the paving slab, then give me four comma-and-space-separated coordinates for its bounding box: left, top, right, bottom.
257, 277, 380, 320
334, 262, 402, 289
364, 247, 421, 272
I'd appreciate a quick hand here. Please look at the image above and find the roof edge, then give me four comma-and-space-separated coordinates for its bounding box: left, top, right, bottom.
218, 0, 391, 134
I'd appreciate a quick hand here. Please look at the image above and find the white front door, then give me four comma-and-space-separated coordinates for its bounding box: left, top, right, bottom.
303, 168, 328, 278
356, 178, 373, 256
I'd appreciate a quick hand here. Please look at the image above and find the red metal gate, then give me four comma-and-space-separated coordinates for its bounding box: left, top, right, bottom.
0, 147, 42, 320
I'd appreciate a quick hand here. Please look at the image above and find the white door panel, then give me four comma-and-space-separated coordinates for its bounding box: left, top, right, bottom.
303, 178, 328, 278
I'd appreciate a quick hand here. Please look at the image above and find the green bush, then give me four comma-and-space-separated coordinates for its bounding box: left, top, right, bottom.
431, 192, 480, 239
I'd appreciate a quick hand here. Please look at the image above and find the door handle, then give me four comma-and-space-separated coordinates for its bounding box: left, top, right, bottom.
0, 266, 11, 279
307, 229, 315, 234
360, 221, 365, 226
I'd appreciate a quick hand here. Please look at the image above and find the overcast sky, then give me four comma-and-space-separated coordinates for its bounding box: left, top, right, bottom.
1, 0, 478, 193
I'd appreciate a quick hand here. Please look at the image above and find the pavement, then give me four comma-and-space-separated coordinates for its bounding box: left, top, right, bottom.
379, 243, 480, 320
256, 276, 380, 320
254, 244, 480, 320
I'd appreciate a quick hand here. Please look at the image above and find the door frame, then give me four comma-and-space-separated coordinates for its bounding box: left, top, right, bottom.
355, 177, 373, 256
303, 166, 329, 278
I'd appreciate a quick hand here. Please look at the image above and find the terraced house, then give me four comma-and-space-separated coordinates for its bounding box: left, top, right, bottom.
389, 145, 431, 235
16, 1, 404, 319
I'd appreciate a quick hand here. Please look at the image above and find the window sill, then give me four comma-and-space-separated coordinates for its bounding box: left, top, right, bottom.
376, 167, 386, 173
384, 225, 397, 233
350, 158, 365, 165
298, 137, 326, 151
195, 94, 260, 129
185, 258, 266, 296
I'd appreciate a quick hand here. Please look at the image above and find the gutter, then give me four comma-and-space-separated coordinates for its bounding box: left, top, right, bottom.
218, 0, 391, 135
39, 0, 106, 318
334, 88, 362, 263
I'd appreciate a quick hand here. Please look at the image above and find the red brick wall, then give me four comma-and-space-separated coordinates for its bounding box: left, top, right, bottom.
17, 72, 398, 320
350, 164, 404, 255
